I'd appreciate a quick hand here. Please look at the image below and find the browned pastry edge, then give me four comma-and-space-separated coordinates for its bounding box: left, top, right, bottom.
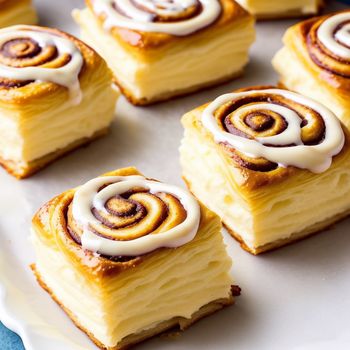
253, 1, 325, 21
225, 208, 350, 255
31, 264, 235, 350
0, 127, 108, 179
113, 69, 243, 106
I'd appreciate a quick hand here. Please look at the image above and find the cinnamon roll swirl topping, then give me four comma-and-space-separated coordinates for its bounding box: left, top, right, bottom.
0, 25, 84, 103
308, 11, 350, 77
69, 175, 201, 256
91, 0, 221, 36
202, 89, 344, 173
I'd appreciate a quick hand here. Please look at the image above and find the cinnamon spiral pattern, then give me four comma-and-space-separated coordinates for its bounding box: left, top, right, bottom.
0, 25, 83, 103
67, 175, 201, 257
202, 88, 344, 173
92, 0, 221, 36
307, 11, 350, 78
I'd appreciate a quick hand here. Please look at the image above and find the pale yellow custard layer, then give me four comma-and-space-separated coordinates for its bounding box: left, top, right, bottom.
73, 8, 255, 103
236, 0, 320, 17
0, 63, 118, 167
32, 211, 233, 347
180, 118, 350, 251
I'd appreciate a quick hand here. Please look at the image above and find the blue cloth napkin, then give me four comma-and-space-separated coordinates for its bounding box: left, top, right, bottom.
0, 323, 24, 350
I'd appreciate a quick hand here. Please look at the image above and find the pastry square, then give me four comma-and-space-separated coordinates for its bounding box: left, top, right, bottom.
0, 0, 37, 27
73, 0, 255, 105
0, 25, 119, 179
236, 0, 323, 19
273, 10, 350, 131
31, 167, 236, 350
180, 86, 350, 255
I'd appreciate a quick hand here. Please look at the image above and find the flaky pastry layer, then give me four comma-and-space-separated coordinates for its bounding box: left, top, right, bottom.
32, 264, 233, 350
73, 2, 255, 105
32, 167, 234, 349
0, 27, 118, 178
180, 101, 350, 254
223, 207, 350, 254
0, 127, 108, 179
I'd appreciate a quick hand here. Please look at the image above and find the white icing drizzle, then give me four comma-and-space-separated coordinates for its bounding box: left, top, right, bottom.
72, 175, 201, 256
92, 0, 221, 36
318, 12, 350, 59
202, 89, 345, 173
0, 25, 84, 104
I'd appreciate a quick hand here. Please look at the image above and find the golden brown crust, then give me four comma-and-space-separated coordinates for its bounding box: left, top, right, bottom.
285, 10, 350, 95
0, 25, 106, 105
113, 69, 243, 106
181, 85, 350, 191
32, 264, 234, 350
0, 0, 32, 11
0, 127, 108, 179
86, 0, 252, 50
32, 167, 217, 279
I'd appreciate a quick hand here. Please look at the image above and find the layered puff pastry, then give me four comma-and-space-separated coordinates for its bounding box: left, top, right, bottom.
180, 86, 350, 255
73, 0, 255, 105
0, 0, 37, 27
235, 0, 323, 20
31, 167, 236, 350
0, 25, 118, 179
273, 10, 350, 131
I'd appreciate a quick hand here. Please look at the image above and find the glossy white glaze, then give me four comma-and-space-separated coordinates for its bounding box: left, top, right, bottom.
318, 12, 350, 59
202, 88, 345, 173
92, 0, 221, 36
72, 175, 201, 256
0, 25, 83, 104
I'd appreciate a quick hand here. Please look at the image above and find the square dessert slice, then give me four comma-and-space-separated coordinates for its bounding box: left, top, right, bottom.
180, 86, 350, 255
236, 0, 323, 19
73, 0, 255, 105
0, 25, 119, 179
0, 0, 37, 27
31, 167, 236, 350
273, 10, 350, 131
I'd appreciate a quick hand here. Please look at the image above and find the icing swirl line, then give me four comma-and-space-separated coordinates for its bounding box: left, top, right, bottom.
71, 175, 201, 256
307, 11, 350, 78
0, 26, 84, 104
202, 89, 344, 173
317, 12, 350, 60
92, 0, 221, 36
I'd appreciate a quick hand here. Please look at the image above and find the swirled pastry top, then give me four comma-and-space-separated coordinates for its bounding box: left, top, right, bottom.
66, 173, 201, 257
0, 25, 102, 103
291, 10, 350, 91
201, 87, 344, 174
86, 0, 251, 48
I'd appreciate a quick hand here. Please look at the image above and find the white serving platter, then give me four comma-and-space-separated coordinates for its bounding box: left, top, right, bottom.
1, 1, 350, 349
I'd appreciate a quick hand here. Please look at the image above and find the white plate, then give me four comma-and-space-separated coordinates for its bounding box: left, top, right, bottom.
1, 1, 350, 349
